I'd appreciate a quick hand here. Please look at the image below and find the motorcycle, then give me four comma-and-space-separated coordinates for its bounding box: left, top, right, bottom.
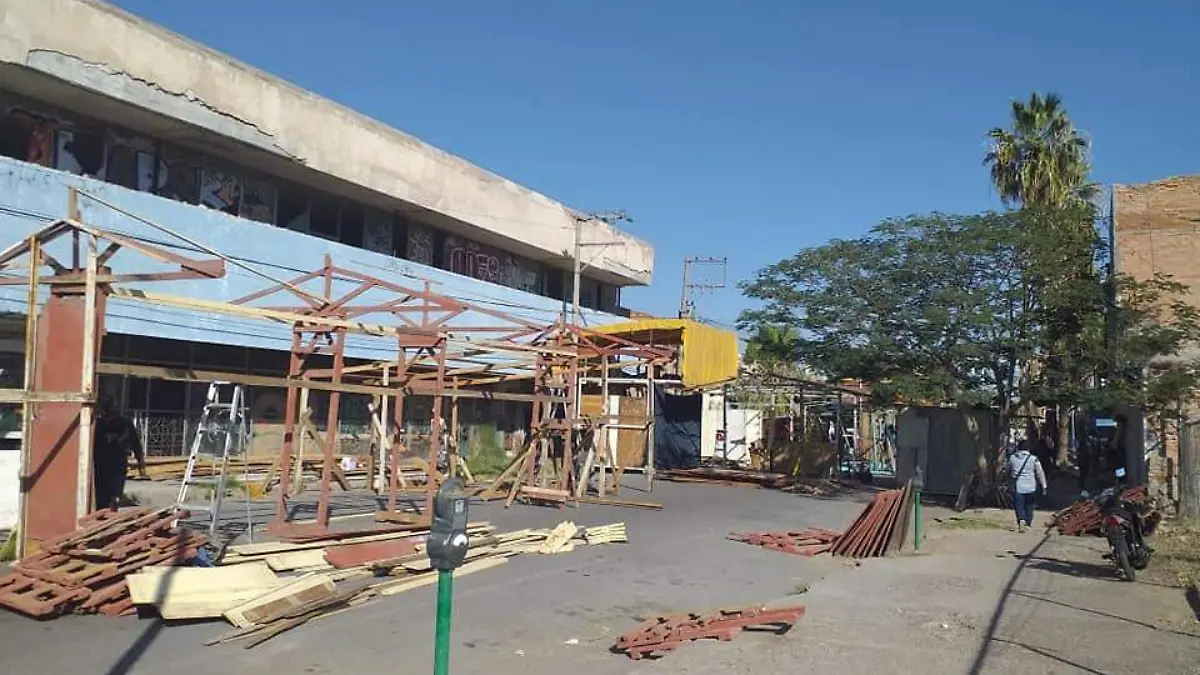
1097, 468, 1153, 581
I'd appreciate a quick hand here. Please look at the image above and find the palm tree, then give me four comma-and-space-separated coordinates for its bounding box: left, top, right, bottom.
984, 92, 1096, 207
985, 92, 1096, 468
743, 324, 798, 370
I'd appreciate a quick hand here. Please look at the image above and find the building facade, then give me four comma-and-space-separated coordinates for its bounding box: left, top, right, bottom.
1113, 175, 1200, 503
0, 0, 654, 474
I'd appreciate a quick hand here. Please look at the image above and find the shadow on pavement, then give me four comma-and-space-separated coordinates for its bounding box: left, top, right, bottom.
1014, 590, 1200, 639
104, 526, 189, 675
1024, 555, 1121, 581
989, 638, 1110, 675
965, 532, 1049, 675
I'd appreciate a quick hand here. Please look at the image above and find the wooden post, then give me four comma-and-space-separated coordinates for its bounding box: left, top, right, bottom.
448, 381, 459, 479
77, 233, 97, 518
425, 340, 447, 516
16, 236, 40, 558
292, 386, 310, 495
376, 365, 390, 492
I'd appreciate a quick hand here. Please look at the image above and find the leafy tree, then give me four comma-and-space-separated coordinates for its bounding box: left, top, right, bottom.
740, 212, 1045, 495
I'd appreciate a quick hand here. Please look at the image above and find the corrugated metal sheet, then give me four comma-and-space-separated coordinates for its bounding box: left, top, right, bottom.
592, 318, 738, 389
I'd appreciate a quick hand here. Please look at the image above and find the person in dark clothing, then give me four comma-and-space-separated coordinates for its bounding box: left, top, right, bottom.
93, 397, 146, 510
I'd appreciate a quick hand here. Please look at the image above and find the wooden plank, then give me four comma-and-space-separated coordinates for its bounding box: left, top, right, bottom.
577, 496, 663, 510
223, 573, 338, 628
265, 549, 330, 572
324, 538, 420, 569
376, 555, 507, 596
128, 563, 284, 620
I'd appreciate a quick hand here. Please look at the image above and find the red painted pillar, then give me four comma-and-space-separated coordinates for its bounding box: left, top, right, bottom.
23, 286, 105, 551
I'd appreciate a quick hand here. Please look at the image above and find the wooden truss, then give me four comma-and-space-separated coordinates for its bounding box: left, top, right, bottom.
0, 190, 677, 545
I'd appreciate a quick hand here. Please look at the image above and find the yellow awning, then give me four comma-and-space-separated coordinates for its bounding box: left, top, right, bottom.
592, 318, 738, 389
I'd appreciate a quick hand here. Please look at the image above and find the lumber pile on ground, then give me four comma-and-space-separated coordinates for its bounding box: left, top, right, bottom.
198, 519, 630, 649
728, 529, 840, 556
1048, 485, 1149, 536
613, 605, 805, 660
660, 467, 792, 489
830, 485, 912, 558
0, 507, 205, 618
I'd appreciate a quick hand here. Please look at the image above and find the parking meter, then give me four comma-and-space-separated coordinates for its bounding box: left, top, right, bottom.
428, 478, 468, 675
427, 477, 470, 570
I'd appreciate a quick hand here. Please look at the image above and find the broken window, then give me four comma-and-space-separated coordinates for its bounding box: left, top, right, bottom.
339, 203, 364, 248
55, 123, 106, 178
276, 183, 310, 232
157, 144, 200, 204
105, 127, 157, 191
199, 164, 243, 215
309, 195, 340, 240
240, 176, 276, 224
0, 102, 55, 166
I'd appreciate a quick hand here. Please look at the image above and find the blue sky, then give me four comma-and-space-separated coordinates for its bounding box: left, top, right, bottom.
111, 0, 1200, 328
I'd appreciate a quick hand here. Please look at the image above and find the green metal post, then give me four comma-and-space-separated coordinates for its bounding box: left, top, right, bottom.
434, 568, 454, 675
913, 489, 922, 550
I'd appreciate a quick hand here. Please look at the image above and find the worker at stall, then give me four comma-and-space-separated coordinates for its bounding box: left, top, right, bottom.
93, 396, 147, 510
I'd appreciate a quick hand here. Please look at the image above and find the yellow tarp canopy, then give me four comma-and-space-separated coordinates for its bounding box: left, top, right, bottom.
592, 318, 738, 389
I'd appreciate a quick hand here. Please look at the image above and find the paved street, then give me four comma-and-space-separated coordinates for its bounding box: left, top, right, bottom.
0, 482, 1196, 675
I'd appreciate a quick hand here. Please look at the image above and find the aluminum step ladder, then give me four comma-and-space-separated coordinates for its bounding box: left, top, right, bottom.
174, 382, 248, 541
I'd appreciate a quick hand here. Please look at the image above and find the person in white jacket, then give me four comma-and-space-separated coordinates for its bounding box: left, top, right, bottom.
1007, 441, 1048, 532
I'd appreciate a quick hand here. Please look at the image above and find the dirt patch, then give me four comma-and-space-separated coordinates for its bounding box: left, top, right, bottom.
1142, 518, 1200, 590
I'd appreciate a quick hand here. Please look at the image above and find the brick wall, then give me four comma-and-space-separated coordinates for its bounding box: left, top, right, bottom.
1114, 175, 1200, 506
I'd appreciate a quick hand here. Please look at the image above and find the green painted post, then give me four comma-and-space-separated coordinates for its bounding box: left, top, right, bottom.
913, 489, 922, 550
434, 569, 454, 675
913, 465, 924, 551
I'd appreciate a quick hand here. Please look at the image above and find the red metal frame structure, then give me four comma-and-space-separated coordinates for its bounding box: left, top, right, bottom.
227, 257, 674, 537
0, 192, 225, 555
0, 192, 678, 547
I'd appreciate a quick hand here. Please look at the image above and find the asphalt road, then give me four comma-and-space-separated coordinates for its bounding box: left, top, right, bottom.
0, 480, 1196, 675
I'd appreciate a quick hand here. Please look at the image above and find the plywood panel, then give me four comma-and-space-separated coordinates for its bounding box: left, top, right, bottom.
616, 395, 649, 468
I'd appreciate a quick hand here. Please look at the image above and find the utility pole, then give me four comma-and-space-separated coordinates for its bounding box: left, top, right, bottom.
678, 256, 727, 319
570, 210, 631, 326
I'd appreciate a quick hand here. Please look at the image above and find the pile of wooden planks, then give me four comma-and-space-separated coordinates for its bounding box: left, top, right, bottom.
660, 467, 793, 489
0, 507, 206, 618
728, 528, 841, 556
187, 519, 629, 649
829, 484, 913, 558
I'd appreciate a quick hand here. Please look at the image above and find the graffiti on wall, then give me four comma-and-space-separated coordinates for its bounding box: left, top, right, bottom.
199, 167, 243, 215
407, 223, 435, 266
363, 212, 393, 255
442, 236, 542, 294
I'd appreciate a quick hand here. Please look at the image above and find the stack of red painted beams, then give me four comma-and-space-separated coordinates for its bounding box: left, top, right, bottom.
727, 528, 840, 556
1048, 485, 1148, 536
0, 507, 205, 618
829, 484, 912, 558
613, 605, 806, 659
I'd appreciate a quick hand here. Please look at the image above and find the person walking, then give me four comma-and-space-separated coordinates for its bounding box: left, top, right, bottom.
1007, 440, 1048, 532
93, 396, 147, 510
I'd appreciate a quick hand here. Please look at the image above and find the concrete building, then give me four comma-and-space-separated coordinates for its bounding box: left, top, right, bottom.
1113, 175, 1200, 501
0, 0, 654, 527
